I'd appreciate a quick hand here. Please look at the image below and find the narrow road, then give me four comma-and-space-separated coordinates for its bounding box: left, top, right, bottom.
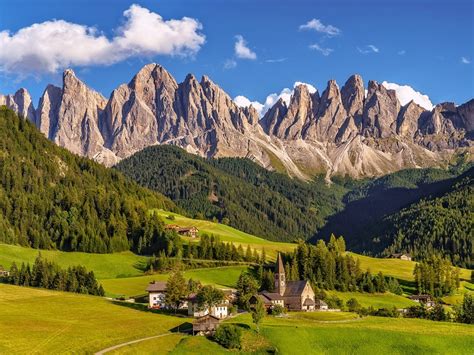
95, 333, 171, 355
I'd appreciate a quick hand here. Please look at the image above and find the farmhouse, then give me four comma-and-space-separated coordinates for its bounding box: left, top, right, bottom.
409, 295, 435, 308
192, 314, 221, 335
187, 293, 230, 318
0, 265, 9, 277
256, 253, 316, 311
389, 253, 412, 261
146, 281, 167, 309
165, 224, 199, 238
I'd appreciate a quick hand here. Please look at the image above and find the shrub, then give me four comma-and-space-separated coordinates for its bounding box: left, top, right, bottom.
214, 324, 242, 349
167, 215, 175, 220
271, 304, 286, 316
346, 298, 361, 312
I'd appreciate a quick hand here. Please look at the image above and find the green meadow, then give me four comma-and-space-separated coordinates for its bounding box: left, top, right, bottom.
100, 266, 248, 297
0, 243, 147, 279
0, 284, 186, 354
3, 284, 472, 354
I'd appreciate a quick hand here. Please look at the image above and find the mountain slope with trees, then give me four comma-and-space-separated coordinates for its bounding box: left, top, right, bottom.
115, 145, 347, 242
0, 107, 176, 253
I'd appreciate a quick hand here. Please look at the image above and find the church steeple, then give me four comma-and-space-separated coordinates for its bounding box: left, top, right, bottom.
275, 253, 286, 296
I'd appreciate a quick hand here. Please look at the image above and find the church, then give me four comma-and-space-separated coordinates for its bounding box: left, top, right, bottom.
257, 253, 316, 311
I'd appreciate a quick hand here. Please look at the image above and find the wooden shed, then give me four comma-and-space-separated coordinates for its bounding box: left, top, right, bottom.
192, 314, 221, 335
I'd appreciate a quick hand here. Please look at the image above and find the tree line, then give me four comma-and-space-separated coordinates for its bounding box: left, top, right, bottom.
0, 254, 104, 296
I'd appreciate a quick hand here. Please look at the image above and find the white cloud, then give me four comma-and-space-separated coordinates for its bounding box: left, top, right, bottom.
309, 43, 333, 56
382, 81, 433, 110
223, 58, 237, 69
234, 95, 264, 116
398, 50, 406, 55
265, 58, 287, 63
461, 57, 471, 64
234, 82, 318, 117
357, 45, 379, 54
294, 81, 317, 94
234, 35, 256, 60
299, 19, 341, 36
0, 4, 205, 77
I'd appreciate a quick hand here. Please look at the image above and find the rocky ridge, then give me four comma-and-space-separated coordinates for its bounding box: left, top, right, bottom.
1, 63, 472, 179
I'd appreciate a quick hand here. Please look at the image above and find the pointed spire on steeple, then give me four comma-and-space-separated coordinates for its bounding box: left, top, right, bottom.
277, 253, 285, 275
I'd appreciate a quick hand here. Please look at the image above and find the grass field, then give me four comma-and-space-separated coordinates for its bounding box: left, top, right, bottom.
2, 285, 473, 354
0, 243, 147, 279
152, 209, 296, 259
0, 284, 187, 354
326, 290, 416, 309
100, 266, 248, 297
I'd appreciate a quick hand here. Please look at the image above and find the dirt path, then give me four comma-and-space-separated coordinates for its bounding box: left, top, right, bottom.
94, 333, 171, 354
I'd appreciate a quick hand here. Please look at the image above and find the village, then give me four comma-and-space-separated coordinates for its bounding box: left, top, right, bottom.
142, 252, 436, 336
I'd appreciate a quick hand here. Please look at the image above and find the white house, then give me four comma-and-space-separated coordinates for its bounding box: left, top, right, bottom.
187, 294, 229, 319
146, 281, 167, 309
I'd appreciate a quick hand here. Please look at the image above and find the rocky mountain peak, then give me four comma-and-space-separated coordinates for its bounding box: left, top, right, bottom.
341, 74, 365, 117
363, 80, 400, 138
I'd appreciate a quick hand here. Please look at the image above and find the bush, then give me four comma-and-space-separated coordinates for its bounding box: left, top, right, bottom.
346, 298, 361, 312
271, 304, 286, 316
325, 295, 343, 309
167, 215, 175, 220
214, 324, 242, 349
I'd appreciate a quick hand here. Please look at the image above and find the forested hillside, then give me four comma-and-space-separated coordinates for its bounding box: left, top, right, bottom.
115, 145, 347, 242
382, 168, 473, 268
0, 107, 175, 253
116, 144, 472, 266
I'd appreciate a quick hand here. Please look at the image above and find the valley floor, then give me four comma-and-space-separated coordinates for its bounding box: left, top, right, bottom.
1, 285, 472, 354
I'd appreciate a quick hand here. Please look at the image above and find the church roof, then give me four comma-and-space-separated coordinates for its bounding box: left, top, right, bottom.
283, 280, 308, 297
303, 297, 315, 306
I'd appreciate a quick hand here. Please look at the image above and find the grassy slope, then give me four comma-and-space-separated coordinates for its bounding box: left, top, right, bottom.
153, 209, 296, 259
0, 243, 147, 279
0, 284, 186, 354
168, 313, 474, 354
100, 266, 248, 297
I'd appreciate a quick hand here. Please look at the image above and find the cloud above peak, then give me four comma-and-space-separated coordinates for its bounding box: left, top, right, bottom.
0, 4, 205, 77
382, 81, 433, 110
234, 35, 257, 60
234, 82, 317, 117
299, 19, 341, 36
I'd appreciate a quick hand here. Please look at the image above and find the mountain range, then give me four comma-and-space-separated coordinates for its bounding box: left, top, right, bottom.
1, 63, 473, 179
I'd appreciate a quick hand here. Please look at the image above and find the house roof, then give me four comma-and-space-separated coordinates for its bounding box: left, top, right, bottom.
261, 291, 284, 301
409, 295, 432, 301
283, 280, 308, 297
194, 314, 221, 323
390, 253, 411, 258
146, 281, 167, 292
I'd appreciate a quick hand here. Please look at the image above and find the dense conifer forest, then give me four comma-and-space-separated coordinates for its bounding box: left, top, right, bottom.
115, 145, 347, 242
0, 107, 175, 253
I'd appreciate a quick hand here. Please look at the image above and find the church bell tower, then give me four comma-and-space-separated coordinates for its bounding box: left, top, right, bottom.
274, 253, 286, 296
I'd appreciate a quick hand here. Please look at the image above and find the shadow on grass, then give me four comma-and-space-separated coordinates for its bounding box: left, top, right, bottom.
169, 322, 193, 334
398, 279, 417, 295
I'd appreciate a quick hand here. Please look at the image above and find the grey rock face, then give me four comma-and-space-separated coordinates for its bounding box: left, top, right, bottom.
0, 88, 35, 122
2, 64, 473, 179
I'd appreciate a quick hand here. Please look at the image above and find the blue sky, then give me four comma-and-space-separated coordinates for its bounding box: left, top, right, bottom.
0, 0, 472, 111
